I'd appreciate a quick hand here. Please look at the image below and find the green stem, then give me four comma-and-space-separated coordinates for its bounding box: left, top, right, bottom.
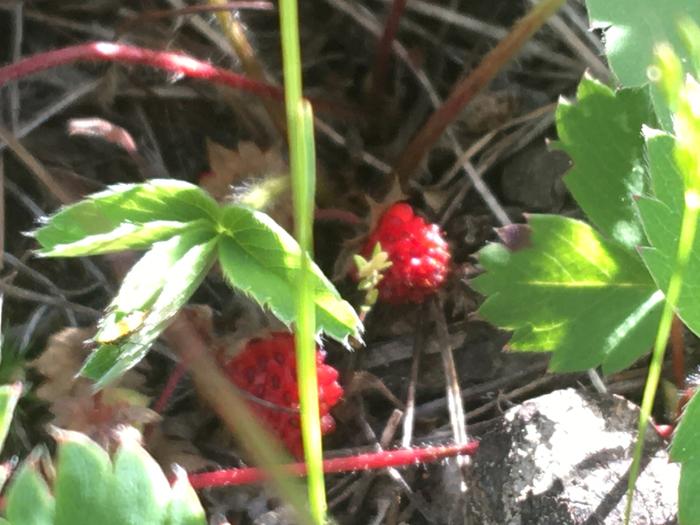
624, 190, 700, 523
295, 102, 325, 523
278, 1, 327, 523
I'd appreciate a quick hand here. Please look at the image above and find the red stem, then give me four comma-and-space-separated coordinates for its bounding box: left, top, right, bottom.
392, 0, 565, 182
670, 314, 685, 390
152, 361, 189, 414
188, 441, 479, 488
0, 42, 284, 100
370, 0, 407, 101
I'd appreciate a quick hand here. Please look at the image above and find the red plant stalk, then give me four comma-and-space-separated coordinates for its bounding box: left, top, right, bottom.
670, 314, 685, 390
392, 0, 566, 182
188, 440, 479, 488
0, 41, 358, 117
152, 361, 189, 414
0, 41, 284, 100
370, 0, 407, 101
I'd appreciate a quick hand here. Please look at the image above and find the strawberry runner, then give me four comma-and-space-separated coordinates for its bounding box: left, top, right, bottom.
188, 441, 479, 488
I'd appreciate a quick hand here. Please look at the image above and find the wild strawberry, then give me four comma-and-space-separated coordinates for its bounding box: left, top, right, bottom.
360, 203, 450, 304
223, 332, 343, 458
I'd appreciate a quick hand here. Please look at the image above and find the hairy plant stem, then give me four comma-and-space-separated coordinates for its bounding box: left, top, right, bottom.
392, 0, 566, 183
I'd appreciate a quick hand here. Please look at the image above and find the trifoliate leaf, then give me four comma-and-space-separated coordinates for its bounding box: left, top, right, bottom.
218, 205, 361, 343
33, 179, 219, 256
82, 230, 218, 387
586, 0, 700, 128
638, 131, 700, 338
554, 76, 656, 249
671, 390, 700, 525
472, 215, 663, 373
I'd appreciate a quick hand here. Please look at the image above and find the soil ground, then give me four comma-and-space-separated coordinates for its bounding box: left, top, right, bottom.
0, 1, 682, 523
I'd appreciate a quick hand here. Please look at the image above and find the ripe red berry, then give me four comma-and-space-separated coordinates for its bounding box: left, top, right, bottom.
223, 332, 343, 457
360, 203, 450, 303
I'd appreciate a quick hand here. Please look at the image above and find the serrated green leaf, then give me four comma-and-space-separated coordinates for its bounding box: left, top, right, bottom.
33, 179, 219, 257
53, 429, 115, 525
218, 205, 361, 343
472, 215, 663, 373
110, 436, 170, 525
555, 76, 656, 249
671, 390, 700, 525
0, 382, 21, 452
36, 219, 209, 258
5, 450, 55, 525
586, 0, 700, 128
626, 38, 700, 525
82, 230, 218, 387
587, 0, 700, 87
166, 467, 207, 525
638, 130, 700, 338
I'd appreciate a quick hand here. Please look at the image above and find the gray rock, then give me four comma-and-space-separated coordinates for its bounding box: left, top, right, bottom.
467, 388, 679, 524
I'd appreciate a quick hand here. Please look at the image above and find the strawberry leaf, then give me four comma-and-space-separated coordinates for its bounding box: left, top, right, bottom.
218, 205, 361, 344
554, 77, 656, 249
33, 179, 219, 257
586, 0, 700, 127
82, 229, 218, 387
671, 390, 700, 525
472, 215, 663, 373
636, 130, 700, 337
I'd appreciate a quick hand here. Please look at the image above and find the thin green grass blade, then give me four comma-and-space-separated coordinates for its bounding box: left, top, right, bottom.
294, 101, 326, 524
278, 0, 327, 521
626, 36, 700, 523
626, 200, 698, 523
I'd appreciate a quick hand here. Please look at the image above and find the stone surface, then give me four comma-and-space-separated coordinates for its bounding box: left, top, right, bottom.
467, 388, 679, 525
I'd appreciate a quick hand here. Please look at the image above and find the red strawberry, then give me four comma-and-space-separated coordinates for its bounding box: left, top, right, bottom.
360, 203, 450, 303
224, 332, 343, 457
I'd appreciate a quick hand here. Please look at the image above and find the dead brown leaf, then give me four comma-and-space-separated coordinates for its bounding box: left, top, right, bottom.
31, 327, 156, 448
202, 139, 286, 201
